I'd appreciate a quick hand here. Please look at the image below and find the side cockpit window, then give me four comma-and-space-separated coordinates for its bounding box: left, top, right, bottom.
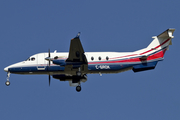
31, 57, 35, 61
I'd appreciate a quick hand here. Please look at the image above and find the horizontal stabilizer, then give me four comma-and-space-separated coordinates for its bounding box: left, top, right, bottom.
157, 28, 175, 38
145, 28, 175, 54
138, 55, 148, 60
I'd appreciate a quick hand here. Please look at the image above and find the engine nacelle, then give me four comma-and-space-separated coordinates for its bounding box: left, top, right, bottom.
52, 59, 83, 68
53, 59, 66, 66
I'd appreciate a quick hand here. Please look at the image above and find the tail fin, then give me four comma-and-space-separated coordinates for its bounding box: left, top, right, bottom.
147, 28, 175, 51
137, 28, 175, 57
132, 28, 175, 72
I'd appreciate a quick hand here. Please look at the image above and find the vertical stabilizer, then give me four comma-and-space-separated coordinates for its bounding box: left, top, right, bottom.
147, 28, 175, 50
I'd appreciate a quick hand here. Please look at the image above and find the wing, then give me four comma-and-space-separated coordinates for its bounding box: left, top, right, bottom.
66, 32, 87, 63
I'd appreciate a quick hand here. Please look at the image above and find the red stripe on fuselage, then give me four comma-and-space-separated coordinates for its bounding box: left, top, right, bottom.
108, 54, 138, 60
101, 38, 170, 61
140, 38, 170, 55
88, 48, 167, 65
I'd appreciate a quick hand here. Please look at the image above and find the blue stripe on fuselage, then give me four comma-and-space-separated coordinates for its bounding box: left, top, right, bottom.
8, 66, 65, 73
8, 64, 133, 73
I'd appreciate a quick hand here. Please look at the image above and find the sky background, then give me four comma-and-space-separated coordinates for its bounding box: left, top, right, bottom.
0, 0, 180, 120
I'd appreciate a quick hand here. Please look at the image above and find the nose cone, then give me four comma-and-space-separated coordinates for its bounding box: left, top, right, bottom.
4, 67, 9, 72
4, 67, 8, 72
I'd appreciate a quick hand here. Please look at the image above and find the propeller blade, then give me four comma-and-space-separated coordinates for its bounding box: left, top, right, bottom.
48, 49, 50, 66
48, 49, 51, 86
48, 49, 50, 57
49, 75, 51, 86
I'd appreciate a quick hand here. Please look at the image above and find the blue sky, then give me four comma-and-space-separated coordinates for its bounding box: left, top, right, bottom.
0, 0, 180, 119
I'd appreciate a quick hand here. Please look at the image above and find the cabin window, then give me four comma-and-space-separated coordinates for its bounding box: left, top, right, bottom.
91, 57, 94, 61
98, 56, 101, 61
106, 56, 109, 60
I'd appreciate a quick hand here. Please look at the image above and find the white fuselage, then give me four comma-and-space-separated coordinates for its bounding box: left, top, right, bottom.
4, 51, 136, 75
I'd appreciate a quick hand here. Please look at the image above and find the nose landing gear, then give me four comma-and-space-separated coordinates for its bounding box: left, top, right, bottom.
5, 72, 10, 86
5, 81, 10, 86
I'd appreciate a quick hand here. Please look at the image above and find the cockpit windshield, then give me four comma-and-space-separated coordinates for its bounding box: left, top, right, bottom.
25, 57, 35, 61
25, 58, 30, 61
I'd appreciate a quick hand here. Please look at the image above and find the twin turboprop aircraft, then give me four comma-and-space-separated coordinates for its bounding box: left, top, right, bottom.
4, 29, 175, 92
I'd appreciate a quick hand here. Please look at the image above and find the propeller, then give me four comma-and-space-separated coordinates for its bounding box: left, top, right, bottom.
48, 49, 51, 86
45, 49, 57, 86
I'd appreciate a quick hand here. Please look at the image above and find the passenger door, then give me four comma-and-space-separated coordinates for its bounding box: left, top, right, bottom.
37, 53, 46, 70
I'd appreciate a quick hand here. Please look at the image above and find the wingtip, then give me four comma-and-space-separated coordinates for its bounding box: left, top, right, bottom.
77, 32, 81, 37
73, 32, 81, 39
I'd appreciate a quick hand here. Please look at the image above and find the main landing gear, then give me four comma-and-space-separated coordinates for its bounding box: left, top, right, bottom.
75, 67, 82, 92
5, 72, 10, 86
76, 85, 81, 92
76, 67, 81, 76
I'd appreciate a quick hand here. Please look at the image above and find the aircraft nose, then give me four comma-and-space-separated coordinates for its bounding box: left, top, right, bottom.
4, 67, 9, 72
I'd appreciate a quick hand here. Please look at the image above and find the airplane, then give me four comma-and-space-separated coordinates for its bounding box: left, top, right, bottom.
4, 28, 175, 92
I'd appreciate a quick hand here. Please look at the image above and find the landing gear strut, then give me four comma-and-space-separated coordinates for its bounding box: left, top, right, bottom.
5, 72, 10, 86
76, 67, 81, 76
76, 85, 81, 92
76, 71, 81, 76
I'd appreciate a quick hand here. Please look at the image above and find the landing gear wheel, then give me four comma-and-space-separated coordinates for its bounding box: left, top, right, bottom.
76, 86, 81, 92
5, 81, 10, 86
